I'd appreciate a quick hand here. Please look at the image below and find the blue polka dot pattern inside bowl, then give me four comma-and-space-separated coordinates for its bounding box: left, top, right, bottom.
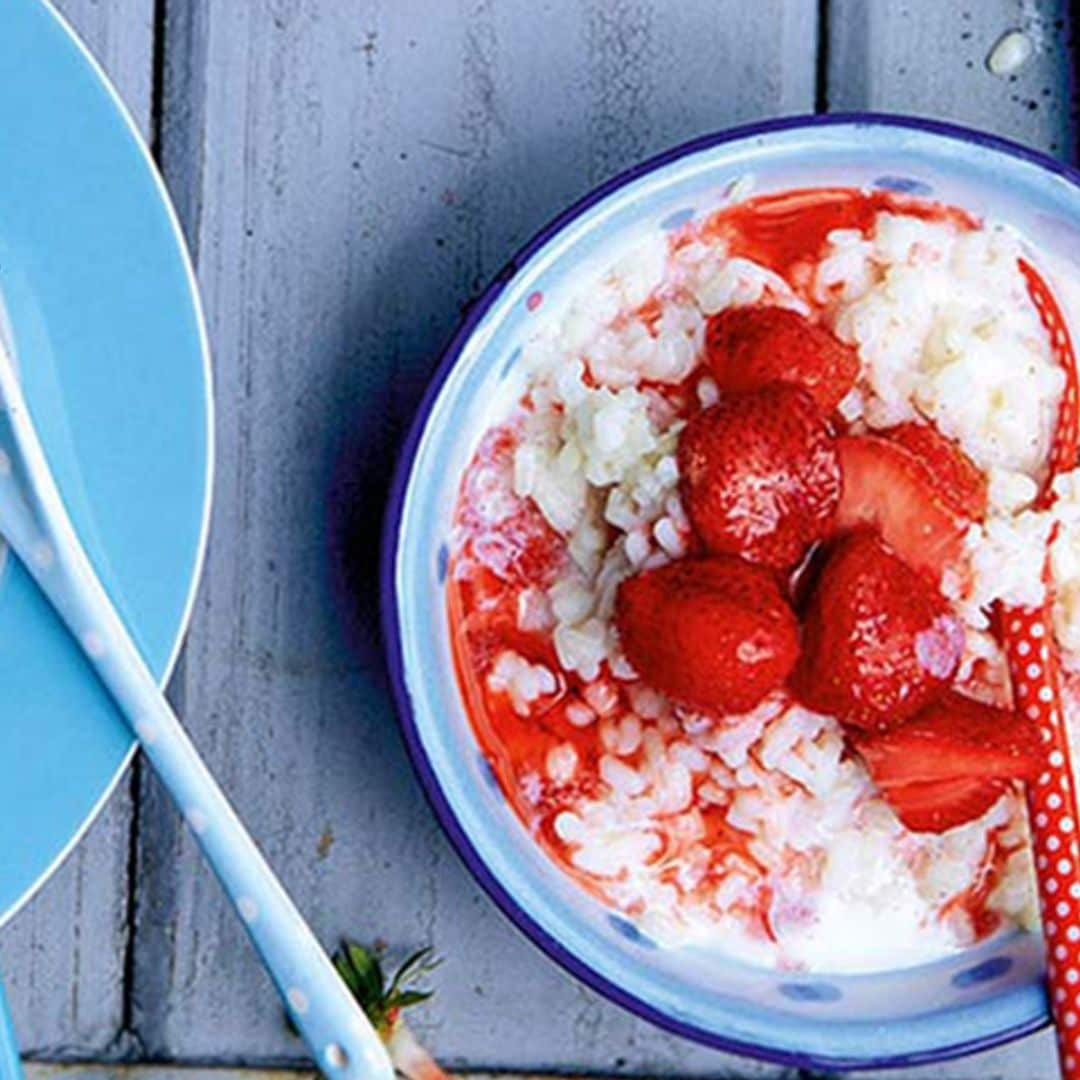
953, 956, 1015, 988
609, 915, 657, 949
477, 756, 501, 793
660, 207, 696, 231
779, 982, 843, 1004
500, 346, 522, 381
873, 174, 934, 196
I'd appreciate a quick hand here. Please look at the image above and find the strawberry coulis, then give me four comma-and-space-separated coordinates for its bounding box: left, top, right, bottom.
446, 186, 1002, 951
684, 186, 976, 280
939, 824, 1022, 942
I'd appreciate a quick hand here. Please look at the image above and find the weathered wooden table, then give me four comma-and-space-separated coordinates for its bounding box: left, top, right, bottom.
1, 1, 1075, 1077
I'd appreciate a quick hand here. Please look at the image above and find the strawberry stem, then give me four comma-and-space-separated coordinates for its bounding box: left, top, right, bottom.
325, 939, 446, 1078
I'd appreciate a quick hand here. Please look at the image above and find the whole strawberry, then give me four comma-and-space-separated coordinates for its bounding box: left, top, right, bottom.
615, 555, 799, 714
705, 306, 859, 413
795, 531, 964, 731
678, 383, 840, 568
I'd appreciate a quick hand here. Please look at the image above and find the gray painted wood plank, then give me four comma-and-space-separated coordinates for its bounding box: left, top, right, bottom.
0, 0, 155, 1059
1, 792, 133, 1059
135, 0, 816, 1073
828, 0, 1076, 157
829, 4, 1073, 1079
48, 0, 156, 142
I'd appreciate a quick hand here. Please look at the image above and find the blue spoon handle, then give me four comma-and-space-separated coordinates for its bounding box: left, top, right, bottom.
0, 975, 23, 1080
0, 368, 393, 1080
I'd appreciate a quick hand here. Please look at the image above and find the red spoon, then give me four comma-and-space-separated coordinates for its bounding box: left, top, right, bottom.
1001, 258, 1080, 1076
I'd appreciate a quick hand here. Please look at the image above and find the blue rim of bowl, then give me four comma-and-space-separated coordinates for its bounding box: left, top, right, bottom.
380, 111, 1079, 1071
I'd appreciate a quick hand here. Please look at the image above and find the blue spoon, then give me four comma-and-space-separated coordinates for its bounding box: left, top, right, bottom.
0, 349, 393, 1077
0, 975, 22, 1080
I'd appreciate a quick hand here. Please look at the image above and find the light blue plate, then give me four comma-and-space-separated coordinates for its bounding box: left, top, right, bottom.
385, 115, 1080, 1068
0, 0, 211, 921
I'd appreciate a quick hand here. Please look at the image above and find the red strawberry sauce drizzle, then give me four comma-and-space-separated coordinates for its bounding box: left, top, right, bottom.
446, 187, 1035, 957
940, 823, 1024, 941
674, 186, 976, 280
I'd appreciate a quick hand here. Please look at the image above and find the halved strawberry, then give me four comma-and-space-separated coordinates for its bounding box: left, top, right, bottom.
705, 306, 859, 413
678, 383, 840, 568
880, 421, 988, 520
614, 555, 799, 714
854, 692, 1042, 783
852, 691, 1041, 832
794, 531, 964, 731
834, 434, 969, 583
871, 777, 1011, 834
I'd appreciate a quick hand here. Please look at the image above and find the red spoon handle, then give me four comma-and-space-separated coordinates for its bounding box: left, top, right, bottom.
1018, 258, 1079, 502
1003, 605, 1080, 1075
1004, 259, 1080, 1077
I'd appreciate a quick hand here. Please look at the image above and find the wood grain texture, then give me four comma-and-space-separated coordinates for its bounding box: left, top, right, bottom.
827, 5, 1073, 1078
828, 0, 1076, 157
48, 0, 156, 141
132, 0, 816, 1073
1, 792, 133, 1059
0, 0, 155, 1060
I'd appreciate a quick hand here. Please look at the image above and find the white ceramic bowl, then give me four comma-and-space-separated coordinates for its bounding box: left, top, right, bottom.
382, 114, 1080, 1069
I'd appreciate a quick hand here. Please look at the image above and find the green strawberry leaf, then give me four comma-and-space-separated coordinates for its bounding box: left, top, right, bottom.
387, 989, 433, 1010
318, 939, 440, 1039
342, 940, 386, 1010
387, 946, 440, 999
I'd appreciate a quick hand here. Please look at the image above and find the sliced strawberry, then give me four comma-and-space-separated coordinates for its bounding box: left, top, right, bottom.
853, 691, 1041, 784
852, 691, 1039, 833
678, 383, 840, 568
794, 531, 964, 731
876, 777, 1011, 834
881, 422, 988, 520
705, 306, 860, 413
834, 434, 969, 583
614, 555, 799, 714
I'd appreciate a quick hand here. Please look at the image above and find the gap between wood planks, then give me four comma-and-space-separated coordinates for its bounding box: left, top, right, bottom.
110, 0, 169, 1058
25, 1067, 836, 1080
815, 0, 830, 112
26, 1068, 641, 1080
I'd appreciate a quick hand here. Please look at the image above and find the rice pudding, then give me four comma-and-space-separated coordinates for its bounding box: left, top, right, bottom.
446, 187, 1080, 973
